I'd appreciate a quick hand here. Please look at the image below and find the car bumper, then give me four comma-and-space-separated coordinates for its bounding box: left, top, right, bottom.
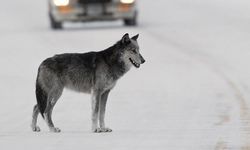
49, 2, 137, 22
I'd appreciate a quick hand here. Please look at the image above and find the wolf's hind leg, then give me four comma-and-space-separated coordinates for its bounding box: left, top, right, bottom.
44, 103, 61, 132
31, 104, 41, 132
44, 88, 63, 133
99, 90, 112, 132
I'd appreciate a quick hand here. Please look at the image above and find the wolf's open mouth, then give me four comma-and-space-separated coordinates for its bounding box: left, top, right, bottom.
129, 58, 140, 68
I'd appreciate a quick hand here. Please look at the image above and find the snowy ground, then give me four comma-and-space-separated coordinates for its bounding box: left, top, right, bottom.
0, 0, 250, 149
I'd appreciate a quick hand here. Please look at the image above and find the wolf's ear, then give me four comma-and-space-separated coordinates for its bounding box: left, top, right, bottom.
121, 33, 130, 44
131, 34, 139, 41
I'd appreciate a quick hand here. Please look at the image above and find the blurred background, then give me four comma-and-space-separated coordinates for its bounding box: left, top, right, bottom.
0, 0, 250, 149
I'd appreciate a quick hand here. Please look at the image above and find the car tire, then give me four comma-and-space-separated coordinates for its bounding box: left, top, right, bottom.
49, 14, 63, 30
124, 12, 137, 26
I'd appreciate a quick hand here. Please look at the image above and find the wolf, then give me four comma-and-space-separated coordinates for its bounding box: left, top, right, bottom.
31, 33, 145, 133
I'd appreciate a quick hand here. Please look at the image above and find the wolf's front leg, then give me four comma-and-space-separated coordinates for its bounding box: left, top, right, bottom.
99, 90, 112, 132
91, 91, 101, 133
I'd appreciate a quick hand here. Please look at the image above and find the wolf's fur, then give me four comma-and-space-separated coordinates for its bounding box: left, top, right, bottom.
31, 33, 145, 133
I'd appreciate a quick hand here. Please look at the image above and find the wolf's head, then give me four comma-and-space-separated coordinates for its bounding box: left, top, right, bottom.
119, 33, 145, 69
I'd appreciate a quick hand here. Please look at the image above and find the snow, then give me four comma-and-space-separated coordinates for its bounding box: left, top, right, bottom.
0, 0, 250, 149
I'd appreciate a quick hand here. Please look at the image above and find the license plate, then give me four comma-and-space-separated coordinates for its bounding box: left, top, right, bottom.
87, 4, 103, 16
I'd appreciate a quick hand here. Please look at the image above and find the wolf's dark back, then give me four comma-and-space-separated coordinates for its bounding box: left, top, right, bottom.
41, 52, 99, 74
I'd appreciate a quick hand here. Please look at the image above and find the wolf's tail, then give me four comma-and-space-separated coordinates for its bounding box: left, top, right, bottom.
35, 78, 47, 118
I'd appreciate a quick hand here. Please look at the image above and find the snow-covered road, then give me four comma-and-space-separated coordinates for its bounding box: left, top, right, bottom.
0, 0, 250, 149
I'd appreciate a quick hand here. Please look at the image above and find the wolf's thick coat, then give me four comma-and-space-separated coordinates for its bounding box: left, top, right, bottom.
31, 33, 145, 133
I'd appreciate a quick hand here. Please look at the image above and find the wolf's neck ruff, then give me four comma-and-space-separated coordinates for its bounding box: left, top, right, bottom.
101, 42, 130, 80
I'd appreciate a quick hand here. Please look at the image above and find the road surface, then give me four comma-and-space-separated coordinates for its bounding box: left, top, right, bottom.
0, 0, 249, 149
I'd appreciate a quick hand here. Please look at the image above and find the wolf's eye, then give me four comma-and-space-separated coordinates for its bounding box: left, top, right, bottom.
131, 49, 136, 53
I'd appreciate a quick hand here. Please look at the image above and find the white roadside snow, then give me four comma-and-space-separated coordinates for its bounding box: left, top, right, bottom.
0, 0, 250, 150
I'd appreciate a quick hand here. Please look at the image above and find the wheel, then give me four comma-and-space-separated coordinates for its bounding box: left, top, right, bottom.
49, 13, 62, 30
124, 17, 137, 26
124, 18, 137, 26
124, 12, 138, 26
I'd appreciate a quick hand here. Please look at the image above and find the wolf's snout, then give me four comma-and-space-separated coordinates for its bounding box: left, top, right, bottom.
141, 58, 145, 64
140, 55, 145, 64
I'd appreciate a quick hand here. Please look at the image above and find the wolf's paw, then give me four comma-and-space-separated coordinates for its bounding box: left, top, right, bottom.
92, 128, 102, 133
49, 127, 61, 133
31, 126, 41, 132
100, 127, 112, 132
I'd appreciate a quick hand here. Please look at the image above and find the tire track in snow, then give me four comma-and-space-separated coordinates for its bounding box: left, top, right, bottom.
215, 140, 228, 150
142, 29, 250, 150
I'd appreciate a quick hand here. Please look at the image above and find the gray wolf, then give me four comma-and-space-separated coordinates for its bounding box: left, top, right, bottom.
31, 33, 145, 133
